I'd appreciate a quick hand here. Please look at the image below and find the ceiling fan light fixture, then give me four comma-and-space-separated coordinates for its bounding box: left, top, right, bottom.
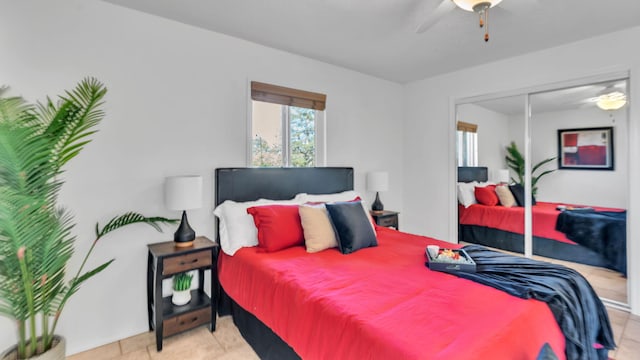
451, 0, 502, 12
452, 0, 503, 42
596, 91, 627, 111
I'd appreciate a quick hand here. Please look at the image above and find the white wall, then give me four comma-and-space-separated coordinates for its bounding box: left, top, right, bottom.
457, 103, 510, 179
531, 107, 628, 208
499, 104, 627, 208
404, 26, 640, 314
0, 0, 404, 354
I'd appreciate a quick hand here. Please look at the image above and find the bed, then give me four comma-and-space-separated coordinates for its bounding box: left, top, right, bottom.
214, 167, 567, 359
457, 166, 626, 275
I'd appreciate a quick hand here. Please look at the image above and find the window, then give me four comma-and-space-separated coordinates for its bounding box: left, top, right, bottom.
456, 121, 478, 166
250, 81, 326, 167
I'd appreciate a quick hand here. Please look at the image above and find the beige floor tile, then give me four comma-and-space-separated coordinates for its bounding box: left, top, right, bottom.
120, 331, 156, 354
614, 338, 640, 360
611, 322, 626, 345
67, 341, 121, 360
148, 326, 225, 360
607, 308, 630, 327
212, 344, 259, 360
114, 348, 151, 360
623, 319, 640, 341
214, 317, 248, 351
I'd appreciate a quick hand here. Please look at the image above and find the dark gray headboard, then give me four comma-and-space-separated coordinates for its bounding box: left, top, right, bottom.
215, 167, 354, 206
457, 167, 488, 183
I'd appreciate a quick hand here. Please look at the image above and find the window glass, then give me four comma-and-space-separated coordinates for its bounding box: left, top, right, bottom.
457, 130, 478, 166
251, 101, 323, 167
251, 101, 283, 167
289, 106, 316, 167
249, 81, 326, 167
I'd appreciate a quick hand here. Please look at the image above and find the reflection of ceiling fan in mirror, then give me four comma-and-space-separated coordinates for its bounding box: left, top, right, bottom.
415, 0, 505, 42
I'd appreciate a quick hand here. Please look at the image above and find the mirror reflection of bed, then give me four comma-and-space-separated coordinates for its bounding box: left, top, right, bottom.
455, 80, 629, 305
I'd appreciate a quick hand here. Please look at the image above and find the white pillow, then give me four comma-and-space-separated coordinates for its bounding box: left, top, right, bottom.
296, 190, 360, 203
214, 198, 300, 255
457, 182, 478, 208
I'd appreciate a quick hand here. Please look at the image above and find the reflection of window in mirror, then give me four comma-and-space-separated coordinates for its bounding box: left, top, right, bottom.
457, 121, 478, 166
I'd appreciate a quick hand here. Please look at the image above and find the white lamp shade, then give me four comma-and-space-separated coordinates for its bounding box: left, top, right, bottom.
366, 171, 389, 192
497, 169, 510, 183
164, 175, 203, 211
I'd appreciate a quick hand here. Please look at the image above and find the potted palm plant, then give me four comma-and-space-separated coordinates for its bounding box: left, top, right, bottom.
0, 78, 176, 359
505, 141, 556, 197
171, 272, 194, 306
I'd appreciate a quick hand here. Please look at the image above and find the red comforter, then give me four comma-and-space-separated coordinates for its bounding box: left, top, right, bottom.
218, 227, 565, 359
459, 202, 573, 243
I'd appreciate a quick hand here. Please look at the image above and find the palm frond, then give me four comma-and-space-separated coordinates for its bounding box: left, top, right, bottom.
532, 156, 557, 174
40, 78, 107, 172
96, 212, 177, 238
504, 141, 556, 194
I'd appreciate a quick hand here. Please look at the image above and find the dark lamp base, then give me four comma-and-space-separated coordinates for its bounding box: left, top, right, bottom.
371, 192, 384, 212
174, 240, 194, 248
174, 210, 195, 247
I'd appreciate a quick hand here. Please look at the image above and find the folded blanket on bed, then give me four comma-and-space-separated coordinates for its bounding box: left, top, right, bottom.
458, 245, 615, 360
556, 210, 626, 276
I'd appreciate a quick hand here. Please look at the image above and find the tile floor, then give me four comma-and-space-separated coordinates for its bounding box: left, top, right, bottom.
68, 316, 258, 360
530, 254, 627, 304
460, 242, 628, 304
68, 307, 639, 360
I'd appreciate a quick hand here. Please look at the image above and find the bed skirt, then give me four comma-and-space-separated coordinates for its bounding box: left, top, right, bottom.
459, 224, 611, 269
218, 286, 300, 360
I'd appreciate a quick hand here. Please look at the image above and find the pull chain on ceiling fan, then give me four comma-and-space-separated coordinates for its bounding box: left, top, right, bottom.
452, 0, 502, 42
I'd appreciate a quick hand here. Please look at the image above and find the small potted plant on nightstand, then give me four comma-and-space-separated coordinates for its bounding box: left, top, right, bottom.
172, 272, 193, 306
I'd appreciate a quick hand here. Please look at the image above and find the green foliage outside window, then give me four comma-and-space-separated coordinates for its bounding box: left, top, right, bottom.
289, 107, 315, 167
251, 105, 316, 167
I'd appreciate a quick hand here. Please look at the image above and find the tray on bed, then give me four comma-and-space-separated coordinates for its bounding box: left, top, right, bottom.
425, 248, 476, 273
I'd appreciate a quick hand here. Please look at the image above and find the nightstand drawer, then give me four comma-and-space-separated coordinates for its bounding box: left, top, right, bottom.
370, 210, 399, 230
162, 307, 211, 337
377, 216, 397, 228
163, 251, 211, 276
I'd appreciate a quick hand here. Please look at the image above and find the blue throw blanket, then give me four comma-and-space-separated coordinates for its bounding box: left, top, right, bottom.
556, 210, 626, 276
457, 245, 615, 360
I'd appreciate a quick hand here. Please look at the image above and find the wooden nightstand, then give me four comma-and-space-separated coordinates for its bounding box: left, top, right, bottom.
146, 236, 218, 351
370, 210, 399, 230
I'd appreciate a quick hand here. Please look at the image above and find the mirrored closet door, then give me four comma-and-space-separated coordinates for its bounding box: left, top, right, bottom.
455, 77, 629, 306
529, 79, 629, 305
456, 95, 526, 257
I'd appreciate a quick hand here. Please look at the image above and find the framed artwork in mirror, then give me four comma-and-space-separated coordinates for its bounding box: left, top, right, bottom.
557, 127, 614, 170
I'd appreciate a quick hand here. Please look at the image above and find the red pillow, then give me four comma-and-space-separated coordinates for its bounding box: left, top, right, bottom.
474, 185, 499, 206
246, 205, 304, 252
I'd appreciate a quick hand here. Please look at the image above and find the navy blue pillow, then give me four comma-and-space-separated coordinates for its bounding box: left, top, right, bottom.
509, 184, 537, 206
325, 201, 377, 254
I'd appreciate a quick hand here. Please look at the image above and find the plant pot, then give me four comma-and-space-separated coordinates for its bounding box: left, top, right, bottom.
172, 289, 191, 306
1, 336, 65, 360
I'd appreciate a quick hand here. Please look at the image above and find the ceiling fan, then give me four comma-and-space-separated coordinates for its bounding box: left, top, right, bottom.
415, 0, 504, 42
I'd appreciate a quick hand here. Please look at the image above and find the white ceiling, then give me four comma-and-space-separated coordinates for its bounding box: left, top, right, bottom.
100, 0, 640, 83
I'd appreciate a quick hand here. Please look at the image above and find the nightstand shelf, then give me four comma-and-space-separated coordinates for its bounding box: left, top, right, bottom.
147, 236, 218, 351
159, 289, 211, 318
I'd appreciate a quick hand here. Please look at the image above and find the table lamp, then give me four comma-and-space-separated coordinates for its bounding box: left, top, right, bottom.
497, 169, 510, 185
367, 171, 388, 212
164, 175, 203, 247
